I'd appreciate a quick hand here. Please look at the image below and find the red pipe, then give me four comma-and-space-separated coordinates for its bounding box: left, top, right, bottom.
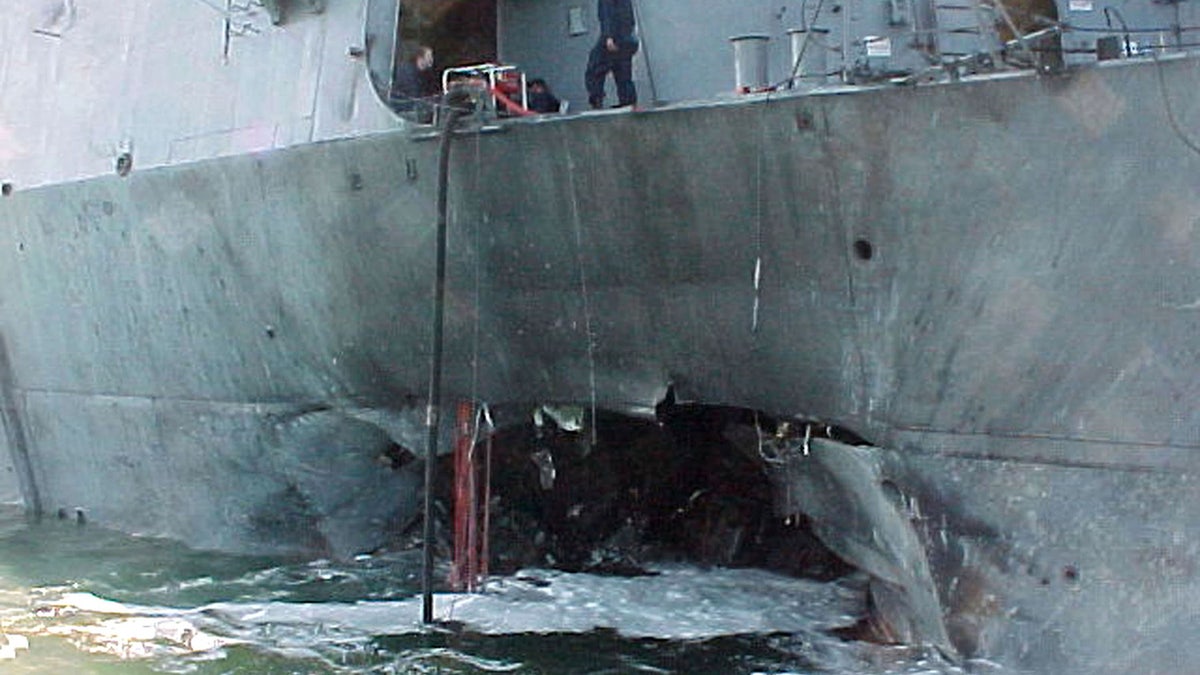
480, 427, 492, 583
449, 400, 493, 592
490, 87, 536, 117
450, 400, 475, 591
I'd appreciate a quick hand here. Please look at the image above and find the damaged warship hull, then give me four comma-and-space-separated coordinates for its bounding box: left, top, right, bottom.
2, 0, 1200, 671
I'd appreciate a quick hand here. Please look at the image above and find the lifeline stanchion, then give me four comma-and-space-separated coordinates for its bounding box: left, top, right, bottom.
422, 99, 466, 625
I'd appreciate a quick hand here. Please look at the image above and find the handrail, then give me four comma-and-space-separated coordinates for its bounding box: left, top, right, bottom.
441, 62, 530, 119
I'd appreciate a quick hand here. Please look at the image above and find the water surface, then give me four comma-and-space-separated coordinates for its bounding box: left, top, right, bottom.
0, 505, 976, 674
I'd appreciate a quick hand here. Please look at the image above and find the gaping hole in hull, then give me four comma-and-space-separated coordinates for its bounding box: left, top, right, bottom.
423, 404, 904, 646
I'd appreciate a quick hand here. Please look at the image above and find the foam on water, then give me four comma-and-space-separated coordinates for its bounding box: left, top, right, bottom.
0, 506, 987, 673
9, 565, 862, 659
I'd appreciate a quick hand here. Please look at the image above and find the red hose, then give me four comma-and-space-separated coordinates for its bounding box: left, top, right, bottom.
490, 86, 536, 117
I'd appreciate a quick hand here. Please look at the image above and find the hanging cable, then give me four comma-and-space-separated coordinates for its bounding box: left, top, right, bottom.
470, 99, 484, 406
559, 127, 600, 448
1153, 52, 1200, 158
466, 97, 492, 593
422, 93, 469, 625
751, 78, 771, 334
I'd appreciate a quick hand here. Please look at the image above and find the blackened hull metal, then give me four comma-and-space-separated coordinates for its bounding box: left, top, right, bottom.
0, 55, 1197, 670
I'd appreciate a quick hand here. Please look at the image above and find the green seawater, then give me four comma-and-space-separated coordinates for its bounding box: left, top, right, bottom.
0, 505, 964, 674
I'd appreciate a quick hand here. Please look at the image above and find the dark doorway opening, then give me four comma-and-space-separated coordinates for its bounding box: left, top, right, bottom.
402, 0, 497, 77
366, 0, 498, 113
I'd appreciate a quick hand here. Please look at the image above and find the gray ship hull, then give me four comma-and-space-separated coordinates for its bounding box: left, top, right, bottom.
2, 52, 1199, 671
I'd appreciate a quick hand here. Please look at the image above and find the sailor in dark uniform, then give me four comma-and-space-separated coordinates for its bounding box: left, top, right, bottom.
526, 78, 562, 114
584, 0, 639, 109
390, 45, 436, 123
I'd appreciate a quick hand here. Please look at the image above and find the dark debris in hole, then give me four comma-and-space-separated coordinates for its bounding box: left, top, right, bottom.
428, 407, 858, 583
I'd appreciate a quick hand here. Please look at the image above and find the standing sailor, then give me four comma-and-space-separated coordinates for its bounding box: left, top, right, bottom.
584, 0, 639, 109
